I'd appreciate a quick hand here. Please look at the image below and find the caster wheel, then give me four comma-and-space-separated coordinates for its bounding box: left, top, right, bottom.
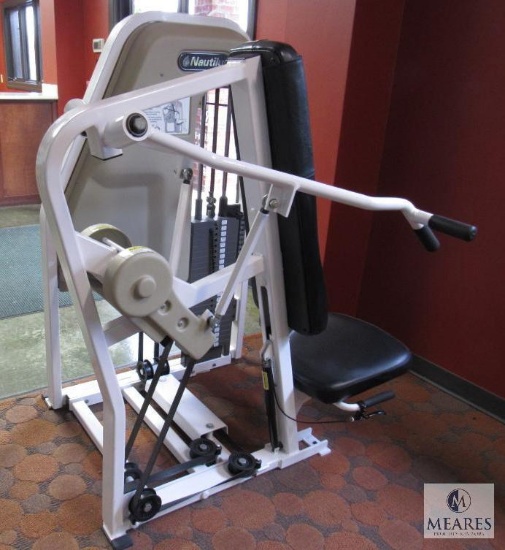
129, 488, 162, 523
227, 452, 261, 477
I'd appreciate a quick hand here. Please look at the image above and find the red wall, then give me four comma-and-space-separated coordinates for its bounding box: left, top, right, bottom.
256, 1, 504, 397
0, 1, 6, 92
324, 0, 405, 314
357, 1, 505, 395
40, 0, 57, 84
256, 0, 406, 312
256, 0, 356, 257
82, 0, 109, 86
54, 0, 109, 115
54, 0, 86, 113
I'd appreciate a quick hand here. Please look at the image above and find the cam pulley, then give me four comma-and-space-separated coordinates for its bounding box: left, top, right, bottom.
81, 223, 133, 249
102, 246, 173, 317
80, 223, 215, 359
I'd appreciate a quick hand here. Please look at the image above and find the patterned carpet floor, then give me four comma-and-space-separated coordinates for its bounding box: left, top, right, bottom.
1, 335, 504, 549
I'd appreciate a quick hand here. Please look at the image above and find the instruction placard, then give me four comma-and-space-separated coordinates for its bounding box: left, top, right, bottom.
144, 97, 190, 135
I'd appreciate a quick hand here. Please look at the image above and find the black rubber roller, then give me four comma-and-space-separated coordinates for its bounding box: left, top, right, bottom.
189, 438, 221, 460
227, 452, 261, 477
128, 488, 161, 523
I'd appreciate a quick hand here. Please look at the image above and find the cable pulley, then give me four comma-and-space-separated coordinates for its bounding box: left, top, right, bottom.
136, 359, 170, 382
189, 437, 221, 463
227, 452, 261, 477
128, 488, 162, 523
124, 462, 143, 484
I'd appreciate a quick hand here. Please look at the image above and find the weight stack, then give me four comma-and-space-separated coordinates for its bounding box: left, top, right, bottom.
188, 206, 244, 359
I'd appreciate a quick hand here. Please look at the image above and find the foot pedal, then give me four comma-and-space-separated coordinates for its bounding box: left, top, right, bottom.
351, 390, 395, 421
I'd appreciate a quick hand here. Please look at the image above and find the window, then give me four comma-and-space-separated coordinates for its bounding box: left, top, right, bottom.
3, 0, 42, 91
133, 0, 180, 13
111, 0, 256, 38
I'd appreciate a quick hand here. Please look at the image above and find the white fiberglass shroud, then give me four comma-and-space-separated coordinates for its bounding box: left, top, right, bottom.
65, 12, 248, 275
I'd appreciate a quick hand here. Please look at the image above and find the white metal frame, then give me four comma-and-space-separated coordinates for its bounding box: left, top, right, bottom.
37, 13, 439, 548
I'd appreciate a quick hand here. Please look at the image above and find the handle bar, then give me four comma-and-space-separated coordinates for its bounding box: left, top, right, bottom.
413, 215, 477, 252
429, 215, 477, 242
102, 111, 479, 253
143, 126, 478, 253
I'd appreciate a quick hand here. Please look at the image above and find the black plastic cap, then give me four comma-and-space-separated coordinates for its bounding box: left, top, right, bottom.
414, 225, 441, 252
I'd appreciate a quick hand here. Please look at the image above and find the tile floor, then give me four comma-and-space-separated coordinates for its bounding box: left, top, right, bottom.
0, 205, 260, 399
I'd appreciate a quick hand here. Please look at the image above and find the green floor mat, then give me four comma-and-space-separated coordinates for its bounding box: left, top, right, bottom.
0, 224, 73, 319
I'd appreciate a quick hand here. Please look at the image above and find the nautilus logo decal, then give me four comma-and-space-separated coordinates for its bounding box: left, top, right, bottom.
178, 51, 228, 72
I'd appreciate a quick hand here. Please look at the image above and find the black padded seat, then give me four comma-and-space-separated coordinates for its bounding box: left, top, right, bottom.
290, 313, 412, 404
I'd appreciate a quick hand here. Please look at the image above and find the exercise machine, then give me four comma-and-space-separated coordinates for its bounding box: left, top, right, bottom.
37, 12, 477, 548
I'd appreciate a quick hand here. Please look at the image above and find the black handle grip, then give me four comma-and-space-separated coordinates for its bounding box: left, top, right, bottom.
428, 215, 477, 242
414, 226, 440, 252
358, 390, 395, 409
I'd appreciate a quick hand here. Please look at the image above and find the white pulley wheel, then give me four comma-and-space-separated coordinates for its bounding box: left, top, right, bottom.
103, 247, 172, 317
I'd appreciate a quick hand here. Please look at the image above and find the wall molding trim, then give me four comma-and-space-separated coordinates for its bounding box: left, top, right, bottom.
411, 356, 505, 424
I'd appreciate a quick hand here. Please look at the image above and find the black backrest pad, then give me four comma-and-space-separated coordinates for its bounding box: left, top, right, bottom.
230, 41, 328, 334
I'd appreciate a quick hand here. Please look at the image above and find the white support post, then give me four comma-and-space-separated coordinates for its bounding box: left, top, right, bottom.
228, 60, 302, 455
40, 207, 64, 409
169, 170, 193, 278
230, 279, 249, 359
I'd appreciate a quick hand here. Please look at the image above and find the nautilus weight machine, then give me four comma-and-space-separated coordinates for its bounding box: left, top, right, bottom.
37, 13, 476, 548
